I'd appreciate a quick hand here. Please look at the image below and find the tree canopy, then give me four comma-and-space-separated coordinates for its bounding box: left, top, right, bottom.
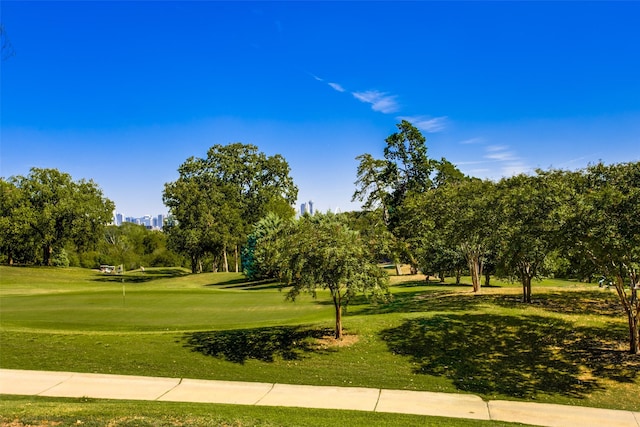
353, 120, 466, 274
274, 213, 389, 339
0, 168, 114, 265
163, 143, 297, 273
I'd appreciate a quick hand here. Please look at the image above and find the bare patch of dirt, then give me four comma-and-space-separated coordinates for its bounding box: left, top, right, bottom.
314, 333, 359, 349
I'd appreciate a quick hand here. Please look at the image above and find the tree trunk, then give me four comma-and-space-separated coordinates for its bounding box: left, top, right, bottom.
190, 254, 200, 274
628, 313, 639, 355
395, 263, 402, 276
439, 271, 445, 283
615, 275, 640, 354
234, 245, 239, 273
455, 268, 461, 285
42, 244, 52, 266
522, 275, 532, 303
468, 255, 481, 293
333, 294, 343, 340
223, 246, 229, 273
484, 270, 491, 286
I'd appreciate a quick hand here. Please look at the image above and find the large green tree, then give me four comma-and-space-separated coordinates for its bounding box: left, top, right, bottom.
0, 178, 34, 264
163, 143, 297, 274
494, 171, 566, 303
561, 162, 640, 354
353, 121, 453, 274
277, 213, 389, 339
402, 178, 496, 292
242, 212, 289, 280
1, 168, 114, 266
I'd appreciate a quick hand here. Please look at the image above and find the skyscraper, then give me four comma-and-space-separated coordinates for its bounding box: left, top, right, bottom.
308, 200, 314, 215
300, 202, 307, 215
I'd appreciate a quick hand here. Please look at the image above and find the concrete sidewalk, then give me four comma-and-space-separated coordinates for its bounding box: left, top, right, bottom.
1, 369, 638, 427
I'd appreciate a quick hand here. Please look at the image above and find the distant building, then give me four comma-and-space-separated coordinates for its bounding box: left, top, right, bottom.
299, 200, 317, 216
153, 214, 165, 229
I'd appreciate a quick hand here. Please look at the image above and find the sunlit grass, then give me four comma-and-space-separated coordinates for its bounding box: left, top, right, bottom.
0, 395, 532, 427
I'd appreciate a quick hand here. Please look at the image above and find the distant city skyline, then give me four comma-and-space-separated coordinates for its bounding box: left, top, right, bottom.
113, 213, 165, 230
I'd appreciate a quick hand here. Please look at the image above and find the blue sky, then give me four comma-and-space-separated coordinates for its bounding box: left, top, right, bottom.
2, 1, 639, 217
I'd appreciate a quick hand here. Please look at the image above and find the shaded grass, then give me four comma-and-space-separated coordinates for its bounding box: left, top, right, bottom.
0, 395, 532, 427
183, 326, 335, 363
380, 313, 638, 399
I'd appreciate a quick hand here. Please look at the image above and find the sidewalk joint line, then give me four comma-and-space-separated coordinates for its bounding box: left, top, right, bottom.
253, 382, 276, 405
373, 388, 382, 412
36, 372, 75, 397
485, 400, 493, 421
632, 410, 640, 427
155, 377, 183, 401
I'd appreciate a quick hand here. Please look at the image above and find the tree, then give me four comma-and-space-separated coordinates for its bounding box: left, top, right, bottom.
277, 213, 389, 339
353, 121, 438, 273
352, 154, 390, 223
415, 179, 496, 292
494, 172, 566, 303
163, 143, 297, 273
0, 178, 34, 264
242, 212, 288, 280
2, 168, 114, 265
561, 162, 640, 354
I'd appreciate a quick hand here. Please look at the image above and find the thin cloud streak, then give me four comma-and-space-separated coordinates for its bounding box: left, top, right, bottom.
352, 90, 399, 113
397, 115, 447, 132
328, 82, 345, 92
482, 145, 531, 177
460, 137, 485, 145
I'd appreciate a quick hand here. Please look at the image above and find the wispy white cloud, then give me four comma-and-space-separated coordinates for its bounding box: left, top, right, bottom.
459, 137, 485, 145
397, 115, 447, 133
485, 145, 509, 153
482, 145, 531, 177
352, 90, 399, 114
485, 151, 518, 162
328, 82, 345, 93
455, 160, 488, 166
501, 163, 530, 176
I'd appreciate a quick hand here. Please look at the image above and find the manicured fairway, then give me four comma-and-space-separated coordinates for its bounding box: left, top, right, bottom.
1, 266, 639, 414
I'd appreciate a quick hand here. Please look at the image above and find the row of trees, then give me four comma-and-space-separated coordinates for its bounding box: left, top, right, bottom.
2, 125, 636, 351
350, 121, 639, 354
0, 168, 186, 270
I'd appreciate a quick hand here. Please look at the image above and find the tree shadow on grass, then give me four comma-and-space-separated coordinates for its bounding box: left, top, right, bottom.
350, 290, 484, 315
352, 288, 623, 318
92, 268, 190, 284
526, 290, 622, 318
93, 275, 154, 284
204, 277, 281, 290
183, 326, 335, 364
380, 313, 638, 399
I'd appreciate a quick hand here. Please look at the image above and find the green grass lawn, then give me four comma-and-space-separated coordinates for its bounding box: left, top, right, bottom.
0, 395, 533, 427
1, 266, 639, 418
